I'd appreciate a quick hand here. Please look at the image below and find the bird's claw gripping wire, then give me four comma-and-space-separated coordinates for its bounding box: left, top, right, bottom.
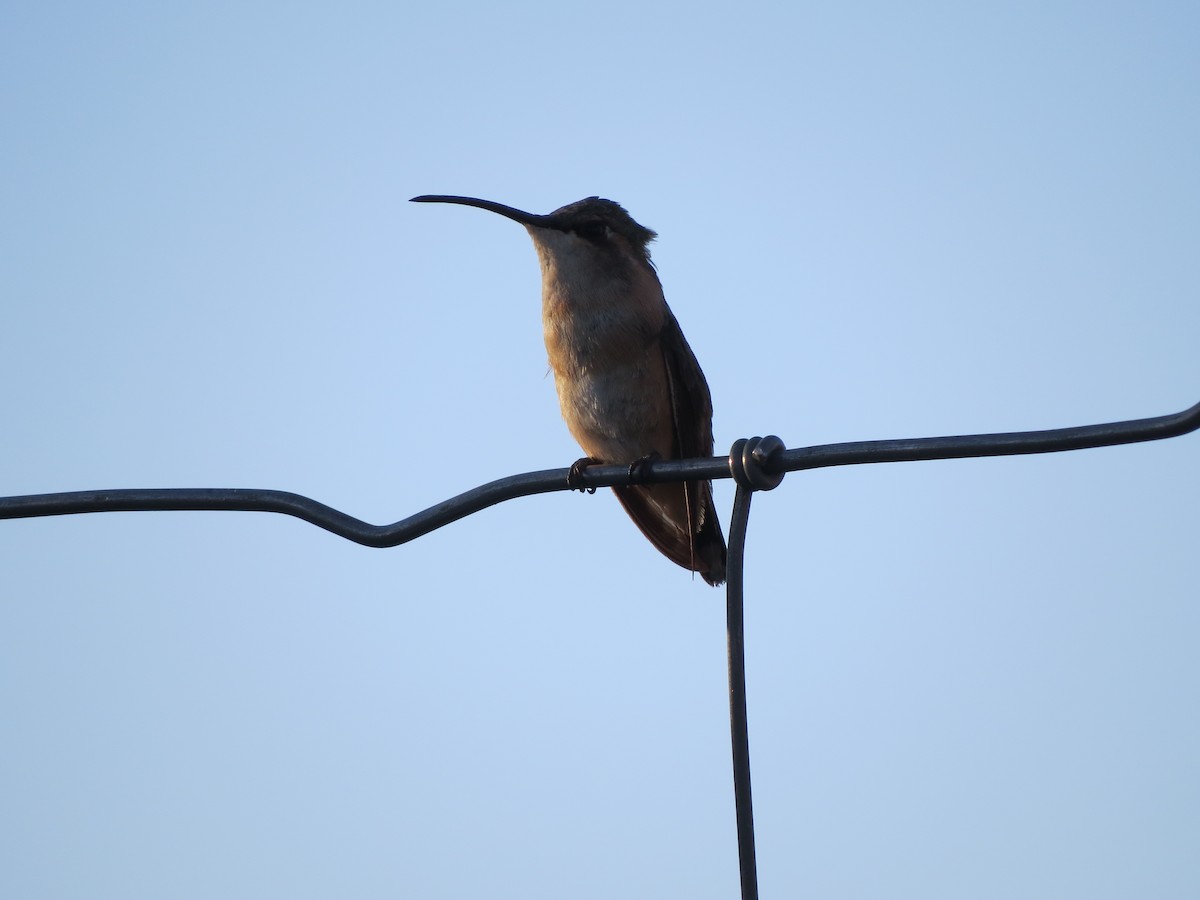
627, 451, 663, 485
567, 457, 600, 494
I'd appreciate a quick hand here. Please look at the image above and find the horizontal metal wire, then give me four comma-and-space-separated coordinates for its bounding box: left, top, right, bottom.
2, 399, 1197, 547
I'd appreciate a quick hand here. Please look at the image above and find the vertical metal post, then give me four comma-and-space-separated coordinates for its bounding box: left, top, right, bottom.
724, 434, 785, 900
727, 481, 758, 900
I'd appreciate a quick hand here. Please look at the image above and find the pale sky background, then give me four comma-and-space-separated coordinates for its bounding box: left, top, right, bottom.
2, 4, 1198, 899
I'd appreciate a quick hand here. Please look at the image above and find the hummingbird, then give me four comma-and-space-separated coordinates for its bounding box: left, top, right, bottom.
411, 194, 727, 586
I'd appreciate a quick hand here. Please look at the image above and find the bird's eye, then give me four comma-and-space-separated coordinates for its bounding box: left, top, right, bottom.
574, 221, 609, 243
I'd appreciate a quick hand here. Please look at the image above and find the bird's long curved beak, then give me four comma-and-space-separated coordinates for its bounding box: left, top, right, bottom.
410, 195, 548, 228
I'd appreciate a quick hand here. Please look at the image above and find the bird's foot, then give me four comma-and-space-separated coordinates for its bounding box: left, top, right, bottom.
627, 451, 663, 484
567, 457, 600, 494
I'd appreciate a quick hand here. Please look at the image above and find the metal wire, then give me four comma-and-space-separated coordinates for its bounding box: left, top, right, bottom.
723, 435, 788, 900
726, 481, 759, 900
2, 400, 1197, 536
3, 398, 1197, 900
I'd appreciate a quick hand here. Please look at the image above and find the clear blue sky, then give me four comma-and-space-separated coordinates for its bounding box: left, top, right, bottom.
3, 4, 1198, 898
